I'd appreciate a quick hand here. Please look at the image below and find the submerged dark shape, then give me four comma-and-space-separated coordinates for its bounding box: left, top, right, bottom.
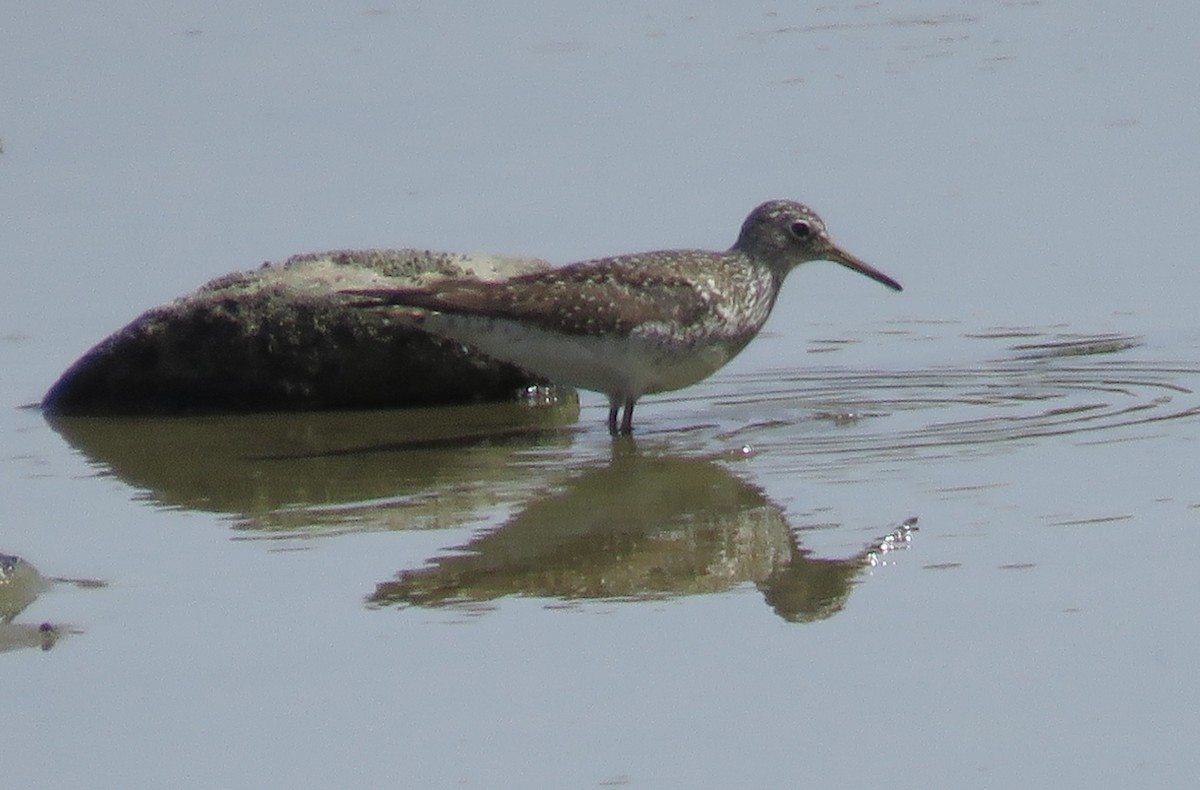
42, 249, 564, 415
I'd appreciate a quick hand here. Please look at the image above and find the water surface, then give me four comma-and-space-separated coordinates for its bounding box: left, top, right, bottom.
3, 3, 1200, 788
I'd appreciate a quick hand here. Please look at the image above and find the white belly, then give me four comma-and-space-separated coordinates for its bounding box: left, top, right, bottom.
422, 314, 749, 400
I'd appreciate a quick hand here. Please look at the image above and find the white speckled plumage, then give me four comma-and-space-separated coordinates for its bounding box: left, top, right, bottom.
347, 200, 902, 434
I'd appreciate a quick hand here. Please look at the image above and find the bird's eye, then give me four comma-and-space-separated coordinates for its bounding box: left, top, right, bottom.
789, 221, 812, 239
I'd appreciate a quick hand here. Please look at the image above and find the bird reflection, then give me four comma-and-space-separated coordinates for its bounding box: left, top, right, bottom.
44, 405, 914, 622
369, 442, 915, 623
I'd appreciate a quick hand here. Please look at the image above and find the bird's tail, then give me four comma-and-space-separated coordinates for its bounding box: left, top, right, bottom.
340, 287, 437, 309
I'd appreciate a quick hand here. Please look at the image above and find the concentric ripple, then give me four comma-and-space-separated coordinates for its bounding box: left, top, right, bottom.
682, 332, 1200, 462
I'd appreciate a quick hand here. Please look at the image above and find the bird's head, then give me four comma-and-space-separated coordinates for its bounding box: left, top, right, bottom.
734, 200, 902, 292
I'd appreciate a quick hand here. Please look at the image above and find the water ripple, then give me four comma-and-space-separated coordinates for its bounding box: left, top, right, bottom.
684, 333, 1200, 461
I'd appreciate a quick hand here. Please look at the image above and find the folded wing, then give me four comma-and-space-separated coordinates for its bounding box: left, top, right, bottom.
345, 258, 713, 338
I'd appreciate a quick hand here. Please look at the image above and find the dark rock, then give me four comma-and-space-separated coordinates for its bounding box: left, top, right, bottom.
43, 249, 564, 415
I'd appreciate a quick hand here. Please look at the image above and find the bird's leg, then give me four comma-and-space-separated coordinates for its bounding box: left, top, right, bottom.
618, 397, 636, 435
607, 401, 620, 435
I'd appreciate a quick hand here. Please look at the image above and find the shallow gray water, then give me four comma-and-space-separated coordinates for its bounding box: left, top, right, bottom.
4, 3, 1200, 788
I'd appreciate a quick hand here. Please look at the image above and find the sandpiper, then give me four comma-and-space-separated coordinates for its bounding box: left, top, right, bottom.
347, 200, 902, 434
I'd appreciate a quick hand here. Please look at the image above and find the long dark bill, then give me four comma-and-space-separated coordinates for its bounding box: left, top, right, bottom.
827, 245, 903, 292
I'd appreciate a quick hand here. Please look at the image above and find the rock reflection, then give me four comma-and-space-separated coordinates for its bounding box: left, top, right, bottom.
369, 446, 915, 622
43, 397, 580, 532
